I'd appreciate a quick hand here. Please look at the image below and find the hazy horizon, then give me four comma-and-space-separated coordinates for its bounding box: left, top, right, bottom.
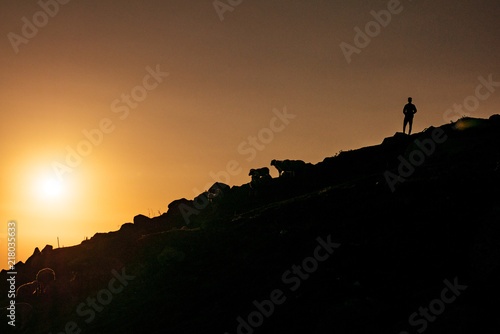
1, 0, 500, 268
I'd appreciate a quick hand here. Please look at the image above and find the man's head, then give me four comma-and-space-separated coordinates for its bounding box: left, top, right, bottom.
408, 97, 412, 103
36, 268, 56, 295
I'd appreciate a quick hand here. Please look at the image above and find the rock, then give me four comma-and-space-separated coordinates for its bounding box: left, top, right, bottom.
489, 114, 500, 124
381, 132, 409, 146
32, 247, 41, 257
119, 222, 134, 231
41, 245, 53, 254
167, 198, 193, 211
208, 182, 230, 193
133, 214, 151, 226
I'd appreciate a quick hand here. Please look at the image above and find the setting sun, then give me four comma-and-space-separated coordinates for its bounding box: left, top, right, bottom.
39, 178, 65, 199
27, 164, 70, 204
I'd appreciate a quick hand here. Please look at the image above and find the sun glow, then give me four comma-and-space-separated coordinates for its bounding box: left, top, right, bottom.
40, 177, 65, 198
30, 168, 69, 203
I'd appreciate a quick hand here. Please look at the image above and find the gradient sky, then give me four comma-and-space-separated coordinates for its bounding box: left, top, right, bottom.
1, 0, 500, 268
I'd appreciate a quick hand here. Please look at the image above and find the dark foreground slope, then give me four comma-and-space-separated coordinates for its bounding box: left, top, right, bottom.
2, 116, 500, 334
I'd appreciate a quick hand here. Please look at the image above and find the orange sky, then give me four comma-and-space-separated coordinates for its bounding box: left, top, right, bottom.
1, 0, 500, 269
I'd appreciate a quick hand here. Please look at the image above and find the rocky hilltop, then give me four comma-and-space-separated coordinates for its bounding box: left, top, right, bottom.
2, 115, 500, 333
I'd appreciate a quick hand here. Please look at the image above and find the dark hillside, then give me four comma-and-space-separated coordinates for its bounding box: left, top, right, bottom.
2, 115, 500, 333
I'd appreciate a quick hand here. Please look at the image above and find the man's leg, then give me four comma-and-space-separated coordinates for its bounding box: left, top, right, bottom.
403, 118, 408, 134
408, 118, 413, 135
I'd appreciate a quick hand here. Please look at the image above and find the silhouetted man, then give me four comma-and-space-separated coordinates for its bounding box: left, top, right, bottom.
403, 97, 417, 135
